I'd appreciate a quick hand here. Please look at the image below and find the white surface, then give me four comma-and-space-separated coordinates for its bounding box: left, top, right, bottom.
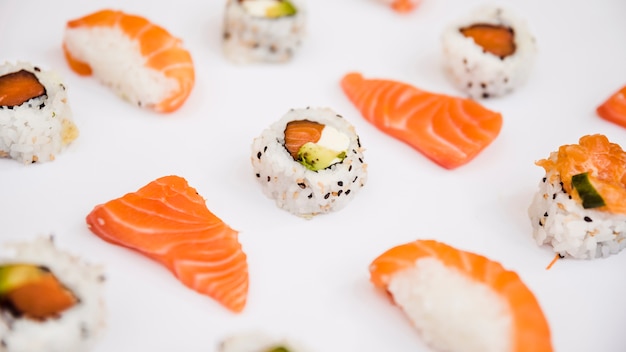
1, 0, 626, 351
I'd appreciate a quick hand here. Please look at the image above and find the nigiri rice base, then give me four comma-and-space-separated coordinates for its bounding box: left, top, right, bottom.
441, 5, 537, 99
528, 171, 626, 259
388, 258, 512, 352
0, 62, 78, 164
0, 236, 106, 352
63, 26, 178, 109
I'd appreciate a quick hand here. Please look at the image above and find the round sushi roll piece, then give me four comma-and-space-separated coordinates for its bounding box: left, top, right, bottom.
62, 9, 195, 113
251, 107, 367, 218
0, 62, 78, 164
222, 0, 306, 64
441, 5, 537, 99
528, 134, 626, 259
0, 236, 106, 352
218, 331, 310, 352
369, 239, 553, 352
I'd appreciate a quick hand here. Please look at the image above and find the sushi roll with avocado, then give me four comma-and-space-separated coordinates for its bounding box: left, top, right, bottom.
0, 62, 78, 164
441, 5, 536, 99
0, 237, 106, 352
222, 0, 306, 64
528, 134, 626, 259
251, 107, 367, 218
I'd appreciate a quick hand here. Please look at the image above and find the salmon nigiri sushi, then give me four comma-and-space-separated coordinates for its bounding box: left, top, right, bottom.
369, 239, 552, 352
63, 9, 195, 113
86, 175, 248, 313
341, 72, 502, 169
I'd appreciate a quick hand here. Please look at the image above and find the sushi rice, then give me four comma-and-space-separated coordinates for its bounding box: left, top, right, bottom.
0, 236, 106, 352
251, 107, 367, 218
0, 62, 78, 164
441, 5, 537, 99
528, 169, 626, 259
222, 0, 306, 64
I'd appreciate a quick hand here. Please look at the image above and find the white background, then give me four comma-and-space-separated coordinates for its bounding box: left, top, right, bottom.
1, 0, 626, 351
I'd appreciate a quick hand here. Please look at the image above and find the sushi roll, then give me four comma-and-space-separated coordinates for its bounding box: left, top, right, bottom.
528, 134, 626, 259
62, 9, 195, 113
369, 239, 552, 352
441, 5, 537, 99
218, 331, 310, 352
0, 62, 78, 164
222, 0, 306, 64
0, 236, 106, 352
251, 107, 367, 218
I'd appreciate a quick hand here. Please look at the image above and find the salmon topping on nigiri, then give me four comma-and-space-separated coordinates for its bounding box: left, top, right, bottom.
536, 134, 626, 215
284, 120, 349, 171
0, 70, 46, 107
0, 264, 77, 320
597, 85, 626, 129
460, 24, 516, 59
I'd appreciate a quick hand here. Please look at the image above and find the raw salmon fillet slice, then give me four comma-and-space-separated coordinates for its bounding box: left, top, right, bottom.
341, 72, 503, 169
597, 84, 626, 129
86, 175, 248, 313
369, 239, 552, 352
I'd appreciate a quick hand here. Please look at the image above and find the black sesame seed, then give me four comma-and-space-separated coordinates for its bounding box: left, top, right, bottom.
544, 212, 548, 217
482, 93, 490, 99
337, 190, 343, 196
324, 193, 330, 199
539, 220, 543, 226
34, 66, 41, 72
256, 173, 260, 178
336, 114, 343, 118
352, 149, 357, 154
357, 138, 361, 148
559, 181, 564, 187
568, 195, 572, 199
584, 216, 592, 222
39, 103, 45, 109
480, 82, 487, 89
263, 146, 267, 152
348, 165, 352, 172
345, 190, 351, 195
267, 176, 270, 182
297, 182, 306, 189
337, 181, 343, 186
257, 151, 262, 159
558, 254, 565, 258
552, 194, 557, 200
358, 158, 363, 163
542, 177, 547, 183
308, 193, 313, 199
353, 176, 358, 183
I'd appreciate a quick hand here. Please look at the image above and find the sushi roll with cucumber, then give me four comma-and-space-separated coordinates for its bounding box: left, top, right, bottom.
528, 134, 626, 259
222, 0, 306, 64
251, 107, 367, 218
441, 5, 536, 99
0, 62, 78, 164
0, 236, 106, 352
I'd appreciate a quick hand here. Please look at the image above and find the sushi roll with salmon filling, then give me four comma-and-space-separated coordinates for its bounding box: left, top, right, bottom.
369, 239, 553, 352
251, 107, 367, 218
441, 5, 536, 99
0, 62, 78, 164
0, 237, 106, 352
529, 134, 626, 259
62, 9, 195, 113
223, 0, 306, 64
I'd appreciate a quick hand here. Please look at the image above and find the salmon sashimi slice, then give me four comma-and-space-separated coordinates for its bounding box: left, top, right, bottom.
63, 9, 195, 113
86, 175, 248, 313
369, 239, 552, 352
340, 72, 503, 169
536, 134, 626, 215
384, 0, 421, 13
597, 85, 626, 129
